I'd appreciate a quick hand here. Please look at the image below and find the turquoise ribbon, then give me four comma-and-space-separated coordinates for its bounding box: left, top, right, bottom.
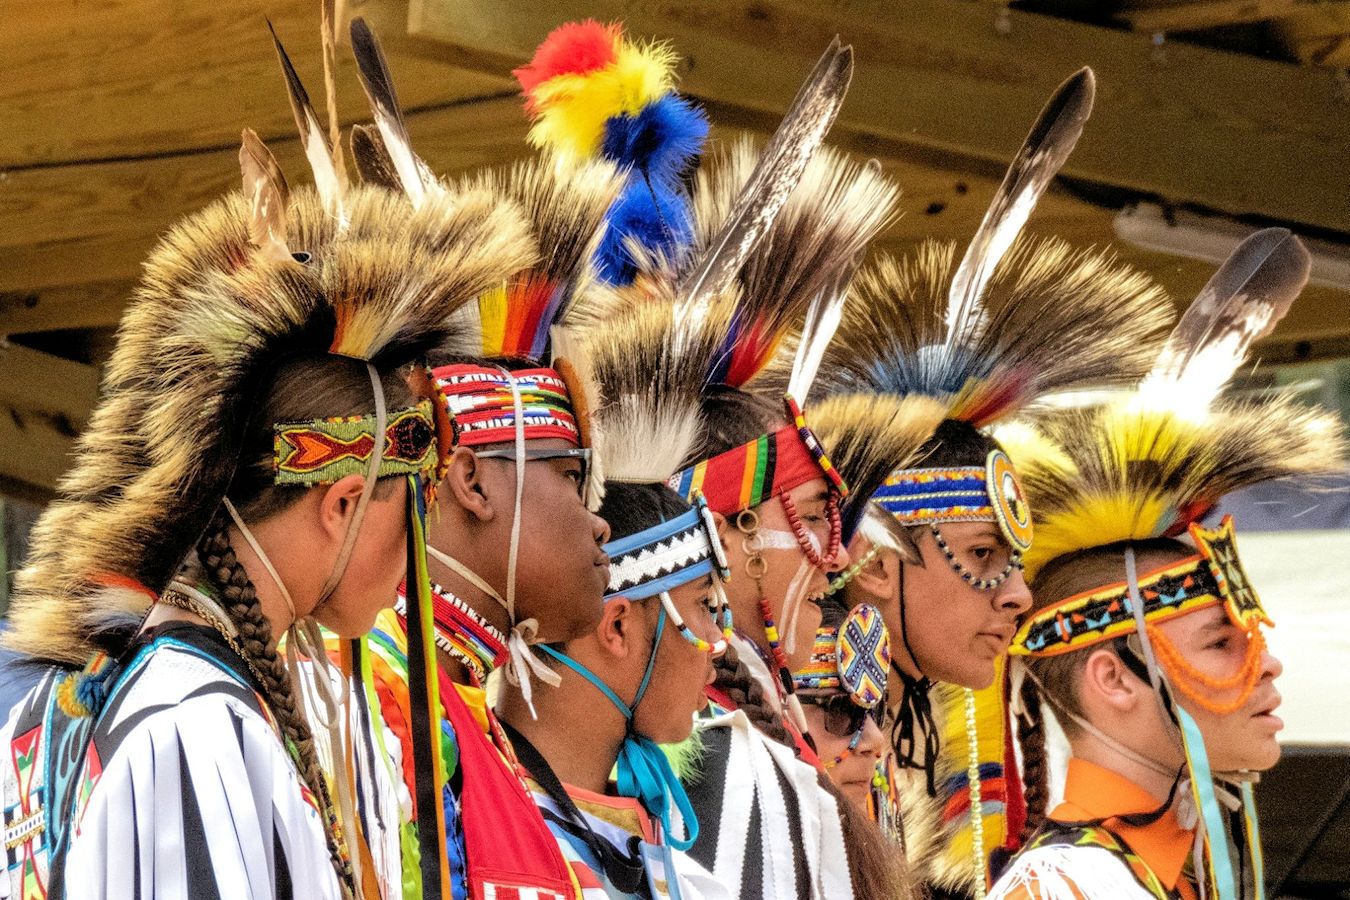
1176, 705, 1237, 899
537, 608, 701, 851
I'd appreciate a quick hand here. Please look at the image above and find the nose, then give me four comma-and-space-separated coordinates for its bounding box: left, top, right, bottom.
694, 607, 726, 657
591, 509, 612, 546
1260, 640, 1283, 682
855, 713, 885, 759
995, 565, 1033, 616
826, 539, 852, 575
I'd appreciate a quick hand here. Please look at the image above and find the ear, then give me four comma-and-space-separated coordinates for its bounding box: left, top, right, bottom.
713, 511, 730, 540
855, 547, 899, 601
593, 598, 637, 659
442, 446, 495, 523
317, 473, 369, 541
1081, 647, 1143, 716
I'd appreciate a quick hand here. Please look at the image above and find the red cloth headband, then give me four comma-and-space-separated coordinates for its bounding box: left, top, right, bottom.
433, 364, 580, 448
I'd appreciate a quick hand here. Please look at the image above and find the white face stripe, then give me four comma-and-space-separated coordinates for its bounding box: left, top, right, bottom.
757, 527, 821, 554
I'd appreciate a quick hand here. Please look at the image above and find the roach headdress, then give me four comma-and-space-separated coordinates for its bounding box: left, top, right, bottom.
6, 37, 531, 666
814, 68, 1174, 559
1006, 228, 1343, 900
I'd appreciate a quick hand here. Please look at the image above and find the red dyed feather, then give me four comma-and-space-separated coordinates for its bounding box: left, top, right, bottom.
514, 20, 621, 104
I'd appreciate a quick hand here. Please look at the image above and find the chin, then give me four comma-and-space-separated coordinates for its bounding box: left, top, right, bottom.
840, 782, 871, 810
933, 658, 997, 691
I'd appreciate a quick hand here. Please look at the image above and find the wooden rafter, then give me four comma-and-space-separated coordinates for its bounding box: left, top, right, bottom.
394, 0, 1350, 236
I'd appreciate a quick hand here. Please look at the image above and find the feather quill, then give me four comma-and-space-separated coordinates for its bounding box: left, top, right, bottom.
269, 21, 346, 222
349, 17, 442, 209
238, 129, 292, 263
675, 38, 853, 311
1139, 227, 1310, 417
945, 68, 1095, 348
320, 0, 348, 193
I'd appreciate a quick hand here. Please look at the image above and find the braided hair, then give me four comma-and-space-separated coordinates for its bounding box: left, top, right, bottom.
712, 644, 796, 748
197, 517, 350, 887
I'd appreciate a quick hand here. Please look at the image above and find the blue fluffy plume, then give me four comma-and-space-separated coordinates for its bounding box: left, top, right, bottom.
595, 182, 694, 286
601, 94, 708, 186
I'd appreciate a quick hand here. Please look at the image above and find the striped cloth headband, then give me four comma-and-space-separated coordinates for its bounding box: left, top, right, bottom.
604, 495, 731, 602
273, 399, 438, 485
433, 364, 580, 448
874, 449, 1033, 553
1011, 516, 1268, 657
669, 394, 849, 515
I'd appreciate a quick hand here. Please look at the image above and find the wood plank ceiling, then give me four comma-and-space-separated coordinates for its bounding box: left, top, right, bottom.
1, 0, 1348, 499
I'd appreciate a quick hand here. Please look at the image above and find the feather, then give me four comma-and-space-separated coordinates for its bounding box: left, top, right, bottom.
460, 154, 624, 359
818, 235, 1174, 428
785, 156, 881, 400
349, 17, 442, 209
600, 93, 709, 186
594, 180, 694, 286
550, 325, 607, 507
4, 182, 537, 665
514, 20, 621, 102
523, 36, 677, 160
238, 129, 292, 263
787, 290, 846, 401
320, 0, 348, 194
1140, 227, 1311, 417
573, 290, 735, 480
269, 21, 346, 222
349, 124, 401, 192
945, 68, 1095, 348
1014, 393, 1346, 579
675, 38, 853, 311
694, 140, 899, 391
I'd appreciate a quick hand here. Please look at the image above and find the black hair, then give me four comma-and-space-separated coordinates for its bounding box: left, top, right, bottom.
598, 481, 692, 541
917, 418, 1002, 468
686, 386, 782, 464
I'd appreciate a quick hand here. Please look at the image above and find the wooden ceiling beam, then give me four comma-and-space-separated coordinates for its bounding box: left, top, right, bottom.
0, 0, 511, 170
395, 0, 1350, 235
0, 95, 532, 295
1116, 0, 1314, 33
0, 342, 100, 499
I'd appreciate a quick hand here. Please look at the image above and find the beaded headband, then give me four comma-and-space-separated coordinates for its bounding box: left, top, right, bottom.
604, 494, 730, 602
793, 603, 890, 709
273, 400, 438, 486
1011, 515, 1267, 658
668, 394, 849, 515
433, 363, 582, 448
873, 449, 1033, 554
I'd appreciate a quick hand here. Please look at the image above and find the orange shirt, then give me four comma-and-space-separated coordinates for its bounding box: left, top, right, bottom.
994, 758, 1197, 900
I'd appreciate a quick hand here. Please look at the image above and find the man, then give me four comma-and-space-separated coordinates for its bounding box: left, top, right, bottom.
991, 228, 1339, 899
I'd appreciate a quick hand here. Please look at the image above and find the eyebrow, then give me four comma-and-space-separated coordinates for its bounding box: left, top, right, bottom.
803, 490, 830, 505
1196, 610, 1232, 635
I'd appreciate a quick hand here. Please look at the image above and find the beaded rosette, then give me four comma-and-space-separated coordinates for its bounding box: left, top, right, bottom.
793, 603, 890, 709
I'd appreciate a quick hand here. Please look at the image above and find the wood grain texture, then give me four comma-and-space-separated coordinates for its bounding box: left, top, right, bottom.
404, 0, 1350, 233
0, 0, 511, 169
